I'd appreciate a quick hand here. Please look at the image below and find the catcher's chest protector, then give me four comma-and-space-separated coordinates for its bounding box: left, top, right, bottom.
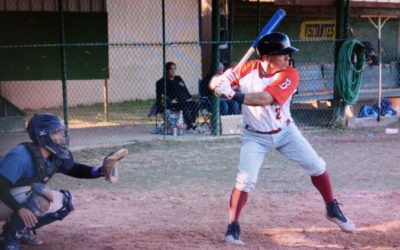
14, 143, 61, 187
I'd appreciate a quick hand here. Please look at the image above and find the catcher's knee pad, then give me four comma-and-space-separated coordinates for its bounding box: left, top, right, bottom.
2, 187, 74, 238
23, 183, 53, 217
1, 184, 53, 240
47, 189, 74, 219
32, 189, 74, 230
58, 189, 74, 217
234, 173, 256, 192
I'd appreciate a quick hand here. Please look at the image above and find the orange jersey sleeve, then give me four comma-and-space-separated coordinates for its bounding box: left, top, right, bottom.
265, 66, 299, 105
231, 61, 259, 87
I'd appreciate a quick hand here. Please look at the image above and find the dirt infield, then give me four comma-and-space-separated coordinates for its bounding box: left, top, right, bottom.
5, 126, 400, 250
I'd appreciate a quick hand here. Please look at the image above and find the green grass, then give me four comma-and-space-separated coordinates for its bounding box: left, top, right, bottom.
24, 99, 156, 128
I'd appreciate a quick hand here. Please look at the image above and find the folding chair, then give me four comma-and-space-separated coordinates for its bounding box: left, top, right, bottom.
148, 94, 172, 134
197, 79, 212, 129
148, 103, 162, 134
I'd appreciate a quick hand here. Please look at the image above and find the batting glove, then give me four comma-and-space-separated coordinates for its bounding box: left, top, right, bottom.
221, 68, 237, 82
214, 82, 236, 99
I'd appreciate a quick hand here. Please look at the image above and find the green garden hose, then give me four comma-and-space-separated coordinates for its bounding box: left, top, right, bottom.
336, 39, 366, 105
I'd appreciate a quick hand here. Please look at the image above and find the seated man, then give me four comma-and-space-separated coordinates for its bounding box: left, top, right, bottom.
220, 97, 240, 116
156, 61, 199, 131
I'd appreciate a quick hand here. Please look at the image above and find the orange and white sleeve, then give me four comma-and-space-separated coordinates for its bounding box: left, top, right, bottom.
265, 67, 299, 106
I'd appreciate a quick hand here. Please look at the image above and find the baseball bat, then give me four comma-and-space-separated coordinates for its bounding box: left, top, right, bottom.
234, 8, 286, 73
209, 8, 286, 90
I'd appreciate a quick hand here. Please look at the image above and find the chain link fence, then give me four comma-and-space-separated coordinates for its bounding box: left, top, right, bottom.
0, 0, 399, 141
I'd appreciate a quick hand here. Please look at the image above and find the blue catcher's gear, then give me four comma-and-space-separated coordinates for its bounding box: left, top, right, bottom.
27, 113, 70, 159
1, 184, 74, 250
257, 32, 299, 56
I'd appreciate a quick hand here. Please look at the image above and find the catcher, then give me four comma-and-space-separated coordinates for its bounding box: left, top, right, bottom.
0, 113, 128, 250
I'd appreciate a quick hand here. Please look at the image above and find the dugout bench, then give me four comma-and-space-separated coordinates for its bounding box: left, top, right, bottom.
292, 62, 400, 104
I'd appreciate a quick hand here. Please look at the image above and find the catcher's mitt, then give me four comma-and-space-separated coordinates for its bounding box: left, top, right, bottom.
101, 148, 128, 183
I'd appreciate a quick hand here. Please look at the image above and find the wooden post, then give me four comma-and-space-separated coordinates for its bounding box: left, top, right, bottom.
104, 79, 109, 122
361, 14, 398, 122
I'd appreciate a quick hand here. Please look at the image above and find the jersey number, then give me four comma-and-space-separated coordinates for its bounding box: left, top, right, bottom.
275, 107, 282, 120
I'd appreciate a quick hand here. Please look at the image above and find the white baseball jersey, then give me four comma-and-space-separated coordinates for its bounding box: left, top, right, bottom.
232, 60, 299, 132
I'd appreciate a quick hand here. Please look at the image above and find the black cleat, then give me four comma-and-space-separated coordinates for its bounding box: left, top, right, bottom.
325, 199, 356, 233
222, 221, 244, 245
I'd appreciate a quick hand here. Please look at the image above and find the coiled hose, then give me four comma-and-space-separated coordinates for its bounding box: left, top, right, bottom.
336, 39, 366, 105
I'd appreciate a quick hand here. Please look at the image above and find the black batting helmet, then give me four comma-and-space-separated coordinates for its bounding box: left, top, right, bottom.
256, 32, 298, 56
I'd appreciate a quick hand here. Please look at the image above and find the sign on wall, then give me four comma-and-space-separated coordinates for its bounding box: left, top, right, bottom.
300, 20, 336, 40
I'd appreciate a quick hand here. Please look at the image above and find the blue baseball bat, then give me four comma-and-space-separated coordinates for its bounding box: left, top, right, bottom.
235, 9, 286, 73
252, 8, 286, 48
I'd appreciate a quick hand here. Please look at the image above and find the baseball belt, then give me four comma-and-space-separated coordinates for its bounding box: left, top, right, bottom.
245, 119, 290, 135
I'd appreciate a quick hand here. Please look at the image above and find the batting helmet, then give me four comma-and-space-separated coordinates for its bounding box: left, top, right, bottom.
27, 113, 70, 159
256, 32, 298, 56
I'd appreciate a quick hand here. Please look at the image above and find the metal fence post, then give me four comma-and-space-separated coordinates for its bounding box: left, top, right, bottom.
58, 0, 69, 143
211, 0, 221, 136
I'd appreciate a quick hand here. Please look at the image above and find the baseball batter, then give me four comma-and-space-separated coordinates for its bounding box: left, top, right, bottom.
211, 32, 355, 245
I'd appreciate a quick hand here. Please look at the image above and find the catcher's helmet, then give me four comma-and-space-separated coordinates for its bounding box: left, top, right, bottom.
256, 32, 298, 56
27, 113, 70, 159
